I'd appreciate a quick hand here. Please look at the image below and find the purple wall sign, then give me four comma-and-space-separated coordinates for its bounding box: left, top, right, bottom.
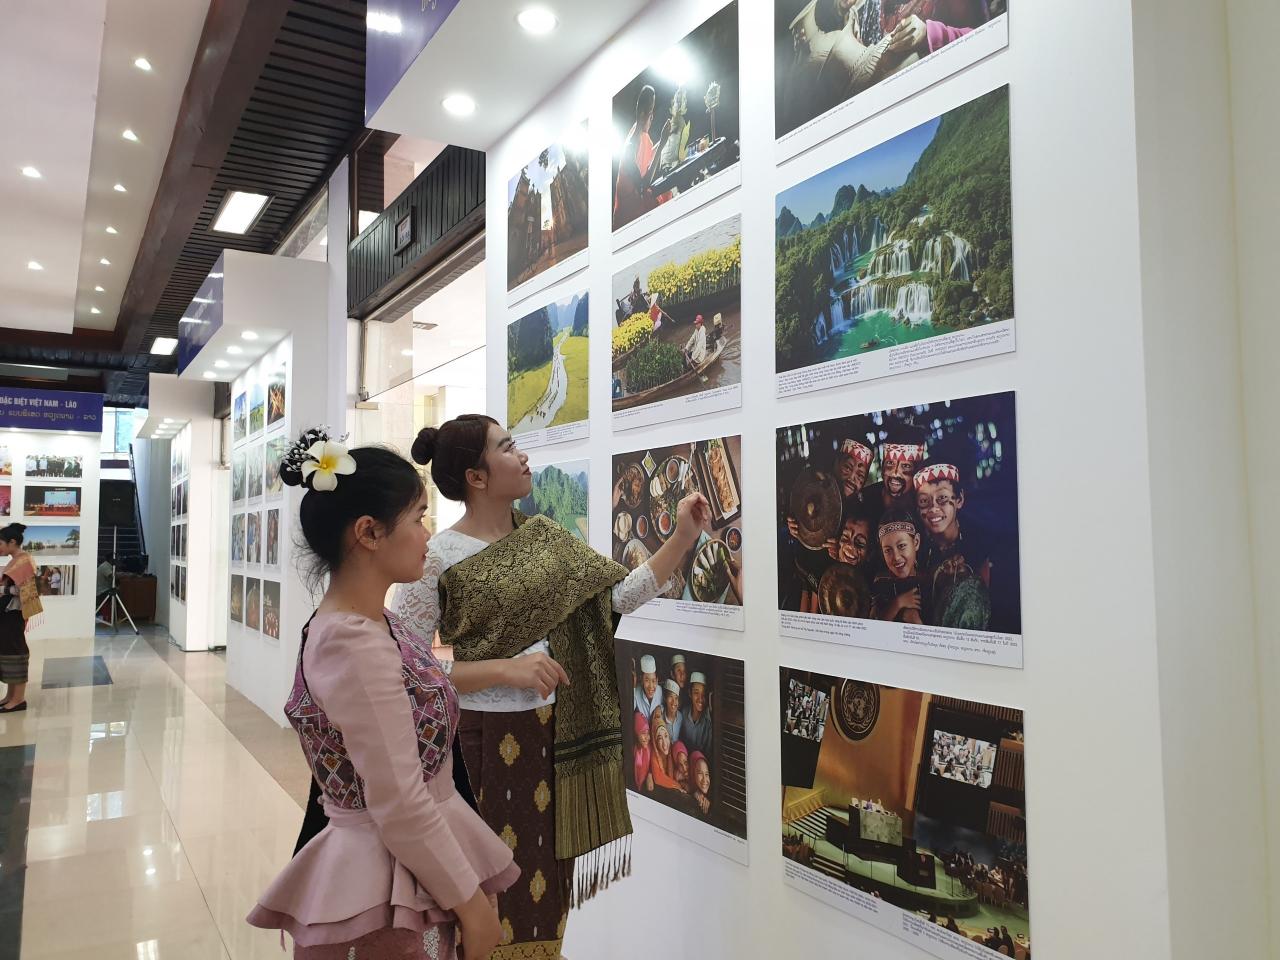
365, 0, 462, 122
0, 388, 104, 433
177, 254, 226, 375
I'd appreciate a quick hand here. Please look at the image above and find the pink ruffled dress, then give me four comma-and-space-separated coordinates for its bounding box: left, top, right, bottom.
247, 611, 519, 953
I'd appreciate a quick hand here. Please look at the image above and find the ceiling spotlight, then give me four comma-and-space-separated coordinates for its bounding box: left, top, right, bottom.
134, 57, 152, 71
162, 418, 174, 424
27, 261, 43, 271
517, 6, 558, 35
212, 190, 270, 234
400, 349, 414, 357
213, 360, 229, 369
226, 345, 243, 355
122, 129, 138, 142
241, 331, 258, 341
151, 338, 178, 356
202, 371, 217, 379
90, 307, 101, 315
94, 285, 105, 292
99, 257, 111, 265
113, 183, 127, 193
442, 93, 476, 117
21, 166, 41, 179
105, 226, 118, 235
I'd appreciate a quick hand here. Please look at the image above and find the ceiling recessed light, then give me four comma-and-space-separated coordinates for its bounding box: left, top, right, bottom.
113, 183, 127, 193
226, 345, 243, 355
517, 6, 558, 35
21, 166, 41, 179
94, 285, 105, 292
122, 129, 138, 142
27, 261, 43, 271
151, 339, 178, 356
202, 371, 217, 379
442, 93, 476, 117
241, 331, 258, 341
214, 360, 229, 369
401, 349, 414, 357
162, 418, 174, 424
90, 307, 101, 315
105, 226, 118, 235
134, 57, 152, 71
212, 190, 270, 234
99, 257, 111, 265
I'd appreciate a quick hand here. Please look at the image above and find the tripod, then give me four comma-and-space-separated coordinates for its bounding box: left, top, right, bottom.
95, 527, 139, 635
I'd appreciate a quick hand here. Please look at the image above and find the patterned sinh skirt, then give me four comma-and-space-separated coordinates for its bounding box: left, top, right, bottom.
459, 705, 571, 960
0, 610, 28, 685
293, 924, 456, 959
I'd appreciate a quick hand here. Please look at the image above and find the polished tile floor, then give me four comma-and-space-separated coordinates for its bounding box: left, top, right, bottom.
0, 627, 312, 959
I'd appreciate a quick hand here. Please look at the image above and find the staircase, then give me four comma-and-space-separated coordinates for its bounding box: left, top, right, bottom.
97, 447, 148, 567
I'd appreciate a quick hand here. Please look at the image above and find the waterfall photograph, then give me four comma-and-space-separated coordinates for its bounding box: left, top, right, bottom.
775, 86, 1013, 388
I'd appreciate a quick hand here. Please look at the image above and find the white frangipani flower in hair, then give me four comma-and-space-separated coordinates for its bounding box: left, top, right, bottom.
301, 440, 357, 492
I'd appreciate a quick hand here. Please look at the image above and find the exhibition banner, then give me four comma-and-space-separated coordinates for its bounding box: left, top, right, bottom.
177, 257, 224, 374
775, 86, 1015, 396
776, 391, 1021, 667
619, 637, 748, 864
0, 388, 103, 433
613, 434, 745, 631
780, 667, 1031, 960
508, 289, 590, 448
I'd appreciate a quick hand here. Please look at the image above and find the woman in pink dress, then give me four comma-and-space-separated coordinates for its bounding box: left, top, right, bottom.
247, 429, 518, 959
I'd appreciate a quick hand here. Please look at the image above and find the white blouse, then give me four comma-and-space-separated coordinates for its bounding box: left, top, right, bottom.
392, 528, 671, 712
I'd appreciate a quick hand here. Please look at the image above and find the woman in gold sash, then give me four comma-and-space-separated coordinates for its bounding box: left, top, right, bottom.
0, 523, 42, 713
393, 415, 708, 960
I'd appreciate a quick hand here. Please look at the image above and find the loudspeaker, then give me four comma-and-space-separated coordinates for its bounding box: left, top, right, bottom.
100, 480, 135, 527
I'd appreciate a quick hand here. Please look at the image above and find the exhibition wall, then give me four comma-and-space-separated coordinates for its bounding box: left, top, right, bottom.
0, 428, 101, 640
473, 0, 1273, 958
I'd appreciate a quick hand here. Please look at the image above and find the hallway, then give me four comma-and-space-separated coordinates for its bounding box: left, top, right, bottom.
0, 628, 311, 959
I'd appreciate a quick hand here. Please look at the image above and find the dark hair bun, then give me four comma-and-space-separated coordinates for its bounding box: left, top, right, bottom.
411, 427, 438, 466
278, 461, 305, 488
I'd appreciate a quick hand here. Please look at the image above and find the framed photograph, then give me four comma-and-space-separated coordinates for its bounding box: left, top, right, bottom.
232, 450, 246, 503
247, 512, 262, 565
0, 485, 13, 516
249, 383, 266, 436
24, 486, 81, 518
35, 565, 76, 597
246, 578, 261, 631
262, 580, 281, 639
248, 444, 264, 500
777, 391, 1021, 666
25, 453, 83, 479
265, 436, 287, 499
780, 667, 1030, 960
266, 508, 281, 567
267, 366, 287, 427
508, 289, 590, 447
393, 208, 414, 253
611, 1, 741, 246
230, 573, 244, 623
506, 127, 589, 298
233, 392, 248, 444
231, 513, 246, 564
516, 460, 589, 541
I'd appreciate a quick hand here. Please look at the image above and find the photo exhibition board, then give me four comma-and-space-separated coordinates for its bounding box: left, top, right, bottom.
780, 667, 1029, 960
508, 284, 591, 449
0, 427, 100, 638
169, 425, 191, 609
229, 345, 290, 653
466, 0, 1129, 953
506, 120, 591, 306
618, 636, 748, 864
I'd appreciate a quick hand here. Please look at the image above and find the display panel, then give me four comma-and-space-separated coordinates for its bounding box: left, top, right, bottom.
24, 486, 81, 517
24, 453, 83, 479
506, 126, 589, 299
612, 434, 744, 630
777, 390, 1021, 666
780, 668, 1030, 960
774, 0, 1010, 158
611, 214, 742, 428
776, 86, 1014, 395
507, 288, 590, 447
610, 1, 741, 247
515, 460, 589, 541
618, 637, 748, 864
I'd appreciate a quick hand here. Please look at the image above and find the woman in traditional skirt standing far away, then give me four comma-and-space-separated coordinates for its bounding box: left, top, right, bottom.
395, 414, 709, 959
0, 522, 42, 714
